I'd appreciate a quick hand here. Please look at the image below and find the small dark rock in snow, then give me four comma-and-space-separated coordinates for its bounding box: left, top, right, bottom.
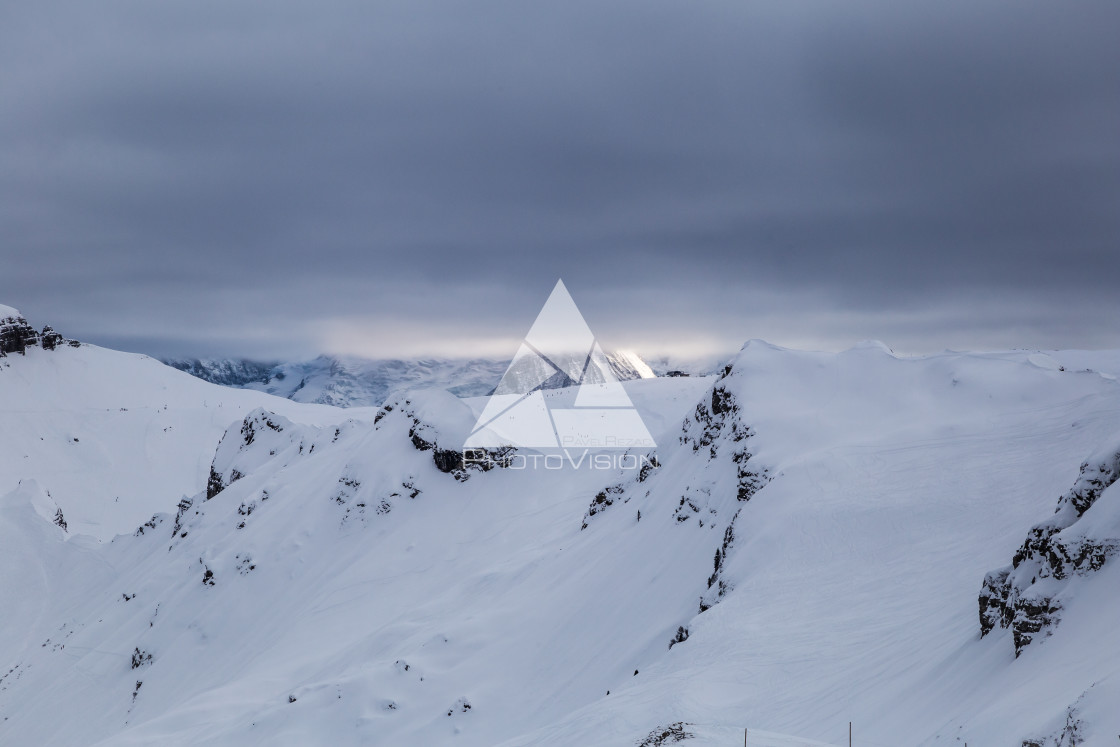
447, 697, 472, 716
130, 648, 152, 669
637, 721, 694, 745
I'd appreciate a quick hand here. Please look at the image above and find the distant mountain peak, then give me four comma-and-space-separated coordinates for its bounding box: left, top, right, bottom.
161, 357, 278, 387
163, 350, 658, 408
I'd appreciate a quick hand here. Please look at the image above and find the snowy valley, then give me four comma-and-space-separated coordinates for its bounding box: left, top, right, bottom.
2, 305, 1120, 746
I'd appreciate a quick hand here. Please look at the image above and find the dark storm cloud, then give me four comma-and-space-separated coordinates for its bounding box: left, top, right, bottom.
1, 0, 1117, 358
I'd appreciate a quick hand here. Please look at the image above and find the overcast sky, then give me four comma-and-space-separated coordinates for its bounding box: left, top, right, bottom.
2, 0, 1118, 360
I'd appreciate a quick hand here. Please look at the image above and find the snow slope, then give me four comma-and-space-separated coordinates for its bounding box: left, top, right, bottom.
3, 335, 1120, 745
0, 329, 352, 539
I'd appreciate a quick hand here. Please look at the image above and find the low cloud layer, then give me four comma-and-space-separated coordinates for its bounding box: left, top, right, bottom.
3, 0, 1118, 359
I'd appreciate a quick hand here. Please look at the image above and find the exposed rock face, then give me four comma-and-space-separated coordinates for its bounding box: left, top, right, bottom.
0, 307, 78, 357
39, 326, 64, 350
637, 722, 694, 745
206, 409, 325, 501
680, 371, 767, 615
679, 368, 769, 506
577, 364, 768, 626
0, 309, 39, 355
699, 512, 739, 612
979, 434, 1120, 655
1021, 702, 1085, 747
582, 485, 626, 526
398, 404, 512, 480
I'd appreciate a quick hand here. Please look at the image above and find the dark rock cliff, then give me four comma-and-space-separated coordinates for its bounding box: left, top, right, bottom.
979, 434, 1120, 655
0, 307, 78, 357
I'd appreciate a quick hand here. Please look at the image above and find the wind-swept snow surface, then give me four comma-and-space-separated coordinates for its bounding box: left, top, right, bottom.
2, 337, 1120, 745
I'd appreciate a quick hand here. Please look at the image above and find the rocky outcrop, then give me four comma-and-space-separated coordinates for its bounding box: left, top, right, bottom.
1021, 703, 1085, 747
0, 309, 39, 355
0, 307, 78, 357
979, 434, 1120, 655
637, 722, 694, 745
678, 368, 769, 512
371, 394, 515, 481
206, 409, 328, 500
575, 451, 663, 530
580, 484, 627, 530
700, 512, 739, 612
404, 410, 512, 480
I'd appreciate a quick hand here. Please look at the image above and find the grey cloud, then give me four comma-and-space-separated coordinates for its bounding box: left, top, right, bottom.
1, 0, 1117, 357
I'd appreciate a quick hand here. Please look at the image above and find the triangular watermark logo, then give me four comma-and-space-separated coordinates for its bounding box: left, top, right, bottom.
465, 280, 656, 450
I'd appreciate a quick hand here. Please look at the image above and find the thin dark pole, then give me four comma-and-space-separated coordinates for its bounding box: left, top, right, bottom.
849, 721, 852, 747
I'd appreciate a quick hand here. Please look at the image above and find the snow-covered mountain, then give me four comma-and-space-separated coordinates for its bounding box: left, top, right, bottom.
0, 307, 353, 539
164, 351, 657, 408
161, 357, 279, 388
641, 353, 732, 378
4, 308, 1120, 745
